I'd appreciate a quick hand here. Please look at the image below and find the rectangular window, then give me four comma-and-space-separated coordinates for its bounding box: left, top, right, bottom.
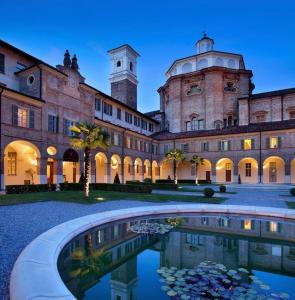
221, 140, 229, 151
95, 98, 101, 111
0, 53, 5, 73
201, 217, 209, 225
117, 108, 121, 120
201, 142, 209, 152
191, 118, 197, 131
103, 102, 112, 116
198, 119, 204, 130
125, 112, 133, 124
7, 152, 17, 175
181, 143, 189, 153
63, 119, 76, 136
134, 116, 140, 127
218, 217, 230, 228
141, 119, 147, 130
244, 219, 252, 230
12, 105, 34, 128
48, 114, 58, 133
244, 139, 252, 150
186, 121, 191, 131
164, 144, 169, 154
245, 163, 252, 177
270, 137, 278, 149
149, 123, 154, 132
16, 62, 27, 72
18, 108, 27, 127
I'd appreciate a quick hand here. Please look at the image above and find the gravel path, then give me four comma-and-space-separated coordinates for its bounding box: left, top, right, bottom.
1, 188, 295, 299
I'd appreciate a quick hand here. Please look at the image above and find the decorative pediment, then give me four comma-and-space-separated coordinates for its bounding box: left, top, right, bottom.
253, 110, 268, 116
223, 73, 240, 81
286, 106, 295, 112
189, 113, 199, 119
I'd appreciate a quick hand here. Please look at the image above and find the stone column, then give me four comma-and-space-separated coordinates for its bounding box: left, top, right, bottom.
140, 165, 144, 182
155, 166, 160, 181
90, 157, 96, 183
211, 162, 216, 183
130, 164, 135, 181
38, 157, 47, 184
57, 159, 63, 188
191, 165, 196, 182
147, 165, 152, 178
0, 150, 4, 190
285, 162, 291, 184
233, 164, 239, 183
106, 162, 111, 183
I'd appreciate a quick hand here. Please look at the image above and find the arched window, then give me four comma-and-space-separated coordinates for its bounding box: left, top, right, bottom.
116, 60, 121, 67
182, 63, 192, 73
228, 59, 235, 69
215, 57, 224, 67
197, 59, 208, 70
129, 61, 133, 71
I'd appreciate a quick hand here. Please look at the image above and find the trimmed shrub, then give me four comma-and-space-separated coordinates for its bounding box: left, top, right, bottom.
143, 177, 152, 183
59, 183, 84, 191
290, 188, 295, 196
203, 188, 215, 198
126, 180, 141, 184
219, 185, 226, 193
156, 179, 174, 184
197, 180, 212, 184
6, 184, 56, 194
152, 183, 178, 190
178, 179, 195, 184
91, 183, 152, 193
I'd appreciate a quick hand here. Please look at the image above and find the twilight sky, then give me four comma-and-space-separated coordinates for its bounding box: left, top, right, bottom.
1, 0, 295, 113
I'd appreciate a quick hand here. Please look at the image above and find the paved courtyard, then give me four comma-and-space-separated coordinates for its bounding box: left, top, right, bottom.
1, 186, 295, 299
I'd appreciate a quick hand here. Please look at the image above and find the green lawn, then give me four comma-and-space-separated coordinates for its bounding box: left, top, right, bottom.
286, 201, 295, 209
0, 190, 226, 206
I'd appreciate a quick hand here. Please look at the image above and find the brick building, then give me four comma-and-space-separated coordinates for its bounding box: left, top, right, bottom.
1, 34, 295, 189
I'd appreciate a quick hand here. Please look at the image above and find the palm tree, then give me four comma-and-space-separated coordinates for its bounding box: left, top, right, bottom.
164, 148, 185, 183
190, 155, 204, 184
70, 122, 110, 198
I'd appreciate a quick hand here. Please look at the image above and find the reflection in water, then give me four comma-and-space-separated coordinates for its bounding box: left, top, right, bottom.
58, 215, 295, 299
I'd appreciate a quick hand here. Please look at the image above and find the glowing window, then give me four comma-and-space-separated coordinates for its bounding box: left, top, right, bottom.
47, 146, 57, 156
270, 137, 278, 149
18, 108, 27, 127
270, 221, 278, 232
7, 152, 17, 175
244, 219, 252, 230
245, 163, 252, 177
244, 139, 252, 150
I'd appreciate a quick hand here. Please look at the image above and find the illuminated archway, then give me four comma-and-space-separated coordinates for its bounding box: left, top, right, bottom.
291, 158, 295, 184
152, 160, 159, 182
238, 157, 258, 184
177, 160, 192, 180
144, 159, 151, 180
95, 152, 108, 183
124, 156, 133, 183
160, 159, 173, 180
62, 148, 80, 183
4, 140, 41, 186
197, 159, 212, 182
110, 154, 121, 183
263, 156, 285, 184
216, 158, 234, 183
134, 158, 143, 181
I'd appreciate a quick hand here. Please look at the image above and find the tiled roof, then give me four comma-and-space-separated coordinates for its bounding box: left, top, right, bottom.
150, 120, 295, 141
144, 110, 161, 117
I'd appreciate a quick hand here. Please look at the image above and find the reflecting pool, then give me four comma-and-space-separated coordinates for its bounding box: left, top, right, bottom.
58, 214, 295, 299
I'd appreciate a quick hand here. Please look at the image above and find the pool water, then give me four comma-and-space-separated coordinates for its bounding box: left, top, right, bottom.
58, 214, 295, 299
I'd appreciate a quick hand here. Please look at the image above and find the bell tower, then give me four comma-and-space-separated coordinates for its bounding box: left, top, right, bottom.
108, 44, 140, 109
196, 33, 214, 54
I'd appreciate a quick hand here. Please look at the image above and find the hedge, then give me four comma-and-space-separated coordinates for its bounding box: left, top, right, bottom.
177, 179, 195, 184
6, 184, 56, 194
152, 183, 178, 190
290, 188, 295, 196
155, 179, 174, 184
60, 183, 152, 193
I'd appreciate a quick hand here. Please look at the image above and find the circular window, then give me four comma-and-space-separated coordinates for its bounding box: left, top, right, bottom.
47, 146, 57, 156
27, 74, 35, 86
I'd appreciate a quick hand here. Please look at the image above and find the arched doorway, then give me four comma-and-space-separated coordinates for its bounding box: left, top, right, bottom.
110, 154, 121, 183
134, 158, 143, 181
177, 160, 192, 180
95, 152, 108, 183
4, 140, 41, 186
152, 160, 159, 182
124, 156, 133, 182
216, 158, 234, 183
144, 159, 151, 180
238, 157, 258, 184
63, 148, 79, 183
263, 156, 285, 184
197, 159, 212, 182
160, 160, 173, 180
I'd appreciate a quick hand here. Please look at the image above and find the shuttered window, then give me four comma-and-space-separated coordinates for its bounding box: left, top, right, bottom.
48, 115, 59, 133
0, 53, 5, 73
11, 104, 34, 128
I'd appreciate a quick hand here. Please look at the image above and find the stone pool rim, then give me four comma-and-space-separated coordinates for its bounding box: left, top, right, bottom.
10, 204, 295, 300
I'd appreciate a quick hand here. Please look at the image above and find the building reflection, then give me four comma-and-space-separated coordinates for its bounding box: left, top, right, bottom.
58, 215, 295, 300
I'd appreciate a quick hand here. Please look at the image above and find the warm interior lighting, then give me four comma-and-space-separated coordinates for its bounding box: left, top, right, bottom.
244, 219, 252, 230
270, 137, 278, 149
270, 221, 278, 232
244, 139, 252, 150
111, 157, 118, 169
47, 146, 57, 155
